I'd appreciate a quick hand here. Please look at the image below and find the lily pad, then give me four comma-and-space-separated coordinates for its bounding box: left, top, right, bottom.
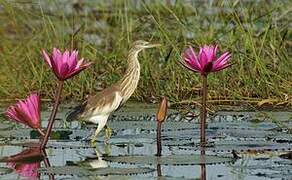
0, 129, 31, 139
0, 129, 75, 141
39, 166, 154, 176
103, 154, 233, 165
0, 121, 14, 131
179, 140, 292, 153
0, 167, 13, 176
9, 141, 93, 150
60, 176, 190, 180
107, 121, 196, 131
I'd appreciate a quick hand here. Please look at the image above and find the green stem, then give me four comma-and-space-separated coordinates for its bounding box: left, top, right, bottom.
200, 74, 208, 147
40, 80, 64, 149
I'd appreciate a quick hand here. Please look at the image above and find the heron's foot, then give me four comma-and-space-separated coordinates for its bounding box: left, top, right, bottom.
105, 126, 113, 141
90, 135, 97, 147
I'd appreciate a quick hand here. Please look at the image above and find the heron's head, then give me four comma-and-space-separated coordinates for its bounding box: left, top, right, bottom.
130, 40, 161, 53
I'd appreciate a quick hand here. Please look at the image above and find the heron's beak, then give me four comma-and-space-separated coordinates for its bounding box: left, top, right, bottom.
146, 43, 162, 48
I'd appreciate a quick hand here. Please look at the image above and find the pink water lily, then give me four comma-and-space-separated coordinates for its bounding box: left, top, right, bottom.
180, 43, 232, 148
42, 48, 91, 81
6, 93, 41, 130
182, 45, 231, 75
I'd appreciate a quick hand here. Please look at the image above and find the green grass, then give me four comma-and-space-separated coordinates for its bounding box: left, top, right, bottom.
0, 0, 291, 106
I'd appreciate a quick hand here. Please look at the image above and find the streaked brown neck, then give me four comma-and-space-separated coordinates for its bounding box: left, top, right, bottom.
117, 48, 142, 103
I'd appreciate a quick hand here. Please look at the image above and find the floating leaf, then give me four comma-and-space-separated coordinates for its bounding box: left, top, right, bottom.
0, 129, 31, 139
0, 167, 13, 176
107, 121, 196, 131
279, 152, 292, 160
39, 166, 154, 176
103, 154, 233, 165
180, 140, 292, 153
0, 121, 14, 131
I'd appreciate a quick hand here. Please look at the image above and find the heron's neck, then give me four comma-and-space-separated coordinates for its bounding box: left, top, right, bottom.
118, 50, 141, 102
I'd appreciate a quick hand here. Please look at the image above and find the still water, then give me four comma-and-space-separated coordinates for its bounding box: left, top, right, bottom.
0, 104, 291, 179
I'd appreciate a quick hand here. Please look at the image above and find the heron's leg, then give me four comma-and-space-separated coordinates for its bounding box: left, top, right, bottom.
91, 120, 107, 144
94, 146, 102, 159
104, 125, 113, 141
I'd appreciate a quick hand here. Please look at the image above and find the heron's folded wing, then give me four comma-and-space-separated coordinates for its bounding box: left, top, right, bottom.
82, 86, 123, 118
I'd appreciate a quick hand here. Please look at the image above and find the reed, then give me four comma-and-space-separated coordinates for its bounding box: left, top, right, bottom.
0, 0, 291, 106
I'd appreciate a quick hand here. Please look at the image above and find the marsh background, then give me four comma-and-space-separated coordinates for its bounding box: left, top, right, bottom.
0, 0, 291, 107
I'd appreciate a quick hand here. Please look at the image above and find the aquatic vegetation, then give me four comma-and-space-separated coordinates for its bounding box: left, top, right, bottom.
156, 96, 168, 156
0, 0, 290, 105
103, 154, 233, 165
0, 0, 291, 179
156, 97, 168, 123
39, 166, 155, 176
0, 109, 291, 179
180, 44, 231, 147
40, 48, 91, 149
5, 93, 44, 136
3, 45, 92, 149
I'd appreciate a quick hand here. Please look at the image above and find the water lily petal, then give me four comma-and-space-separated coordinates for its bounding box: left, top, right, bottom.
203, 45, 217, 62
212, 63, 232, 72
62, 50, 70, 65
183, 47, 203, 71
65, 66, 88, 79
68, 50, 78, 69
212, 52, 231, 70
41, 50, 52, 67
199, 49, 208, 69
49, 58, 63, 80
60, 63, 70, 79
76, 58, 84, 69
42, 48, 91, 81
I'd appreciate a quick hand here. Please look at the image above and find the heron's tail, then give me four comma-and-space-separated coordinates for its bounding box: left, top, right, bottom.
66, 103, 86, 122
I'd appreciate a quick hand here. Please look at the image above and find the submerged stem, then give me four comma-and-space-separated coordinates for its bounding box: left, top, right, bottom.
200, 74, 208, 147
41, 149, 55, 180
40, 80, 64, 149
200, 163, 206, 180
200, 145, 206, 180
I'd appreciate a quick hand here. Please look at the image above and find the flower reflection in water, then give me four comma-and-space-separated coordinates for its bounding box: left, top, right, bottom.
8, 161, 40, 179
4, 147, 43, 179
2, 147, 54, 180
87, 149, 109, 169
77, 145, 110, 169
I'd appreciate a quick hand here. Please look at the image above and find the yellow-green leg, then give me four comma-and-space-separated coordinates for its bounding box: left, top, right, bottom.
104, 125, 113, 141
90, 120, 107, 146
90, 134, 97, 147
